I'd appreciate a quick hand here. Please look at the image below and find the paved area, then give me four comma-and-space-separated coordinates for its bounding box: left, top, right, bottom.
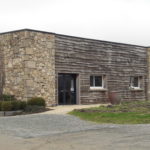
43, 104, 102, 114
0, 105, 150, 150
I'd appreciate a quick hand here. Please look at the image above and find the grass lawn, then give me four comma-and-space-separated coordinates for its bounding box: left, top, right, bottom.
69, 101, 150, 124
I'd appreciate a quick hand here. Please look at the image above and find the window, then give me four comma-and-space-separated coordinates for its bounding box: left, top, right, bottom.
130, 76, 142, 89
90, 75, 105, 89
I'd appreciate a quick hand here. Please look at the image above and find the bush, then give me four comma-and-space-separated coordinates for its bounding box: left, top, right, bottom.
1, 101, 12, 111
19, 101, 27, 110
11, 101, 21, 111
24, 105, 46, 113
27, 97, 46, 107
0, 101, 2, 111
0, 100, 27, 111
0, 96, 46, 114
11, 101, 27, 111
0, 94, 16, 101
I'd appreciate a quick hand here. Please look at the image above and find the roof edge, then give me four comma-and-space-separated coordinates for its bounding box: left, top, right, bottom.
0, 28, 148, 48
0, 28, 55, 36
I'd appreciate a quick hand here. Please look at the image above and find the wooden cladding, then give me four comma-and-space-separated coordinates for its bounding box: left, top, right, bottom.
55, 34, 147, 104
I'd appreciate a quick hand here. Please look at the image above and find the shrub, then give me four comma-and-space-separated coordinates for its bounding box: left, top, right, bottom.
1, 101, 12, 111
19, 101, 27, 110
0, 102, 1, 111
0, 94, 16, 101
11, 101, 21, 111
0, 100, 27, 111
11, 101, 27, 111
24, 105, 45, 113
27, 97, 46, 107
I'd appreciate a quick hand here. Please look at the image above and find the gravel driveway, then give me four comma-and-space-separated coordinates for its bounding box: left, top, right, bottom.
0, 113, 110, 138
0, 111, 150, 150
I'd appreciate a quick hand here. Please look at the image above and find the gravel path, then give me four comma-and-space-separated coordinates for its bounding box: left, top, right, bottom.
0, 113, 105, 138
1, 113, 150, 149
0, 113, 150, 138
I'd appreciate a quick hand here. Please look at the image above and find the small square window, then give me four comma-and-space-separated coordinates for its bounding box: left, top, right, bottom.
90, 75, 104, 89
130, 76, 142, 89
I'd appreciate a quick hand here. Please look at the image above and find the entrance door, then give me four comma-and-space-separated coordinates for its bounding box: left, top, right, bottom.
58, 74, 76, 105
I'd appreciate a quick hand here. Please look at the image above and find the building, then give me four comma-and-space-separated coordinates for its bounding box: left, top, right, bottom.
0, 29, 150, 106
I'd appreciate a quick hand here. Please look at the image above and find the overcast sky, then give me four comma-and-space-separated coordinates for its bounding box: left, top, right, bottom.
0, 0, 150, 46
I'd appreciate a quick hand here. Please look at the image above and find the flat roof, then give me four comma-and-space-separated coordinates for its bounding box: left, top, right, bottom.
0, 28, 148, 48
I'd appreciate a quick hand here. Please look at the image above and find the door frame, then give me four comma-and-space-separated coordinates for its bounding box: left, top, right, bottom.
57, 73, 80, 105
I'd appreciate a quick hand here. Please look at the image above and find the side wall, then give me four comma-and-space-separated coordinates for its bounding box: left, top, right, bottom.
23, 31, 56, 105
0, 31, 56, 105
55, 35, 147, 104
0, 35, 5, 96
147, 48, 150, 100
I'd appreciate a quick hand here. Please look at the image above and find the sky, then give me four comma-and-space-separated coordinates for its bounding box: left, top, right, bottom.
0, 0, 150, 46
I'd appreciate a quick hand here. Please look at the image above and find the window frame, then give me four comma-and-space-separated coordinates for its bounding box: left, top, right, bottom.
90, 75, 105, 90
130, 76, 142, 89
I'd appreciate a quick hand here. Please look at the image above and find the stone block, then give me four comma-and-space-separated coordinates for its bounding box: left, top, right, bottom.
26, 80, 34, 86
26, 48, 33, 54
13, 58, 21, 65
25, 61, 36, 68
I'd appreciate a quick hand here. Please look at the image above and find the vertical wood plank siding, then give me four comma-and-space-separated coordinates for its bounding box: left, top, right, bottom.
55, 35, 147, 104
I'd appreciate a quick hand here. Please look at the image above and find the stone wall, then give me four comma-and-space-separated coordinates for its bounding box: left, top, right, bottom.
0, 32, 27, 100
0, 36, 5, 96
23, 31, 56, 105
0, 30, 56, 105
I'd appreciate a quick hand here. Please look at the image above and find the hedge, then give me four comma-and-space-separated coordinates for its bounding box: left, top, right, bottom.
0, 101, 27, 111
27, 97, 46, 106
0, 97, 46, 112
1, 101, 12, 111
0, 94, 16, 101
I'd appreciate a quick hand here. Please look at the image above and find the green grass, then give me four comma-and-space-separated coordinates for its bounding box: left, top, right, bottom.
69, 101, 150, 124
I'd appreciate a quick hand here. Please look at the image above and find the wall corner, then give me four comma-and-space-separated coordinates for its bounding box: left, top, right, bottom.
147, 47, 150, 100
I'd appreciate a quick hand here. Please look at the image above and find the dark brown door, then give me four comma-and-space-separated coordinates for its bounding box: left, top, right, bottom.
58, 74, 76, 105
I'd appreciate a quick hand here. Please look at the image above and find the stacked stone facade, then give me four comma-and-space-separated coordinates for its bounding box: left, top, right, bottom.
0, 30, 55, 105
